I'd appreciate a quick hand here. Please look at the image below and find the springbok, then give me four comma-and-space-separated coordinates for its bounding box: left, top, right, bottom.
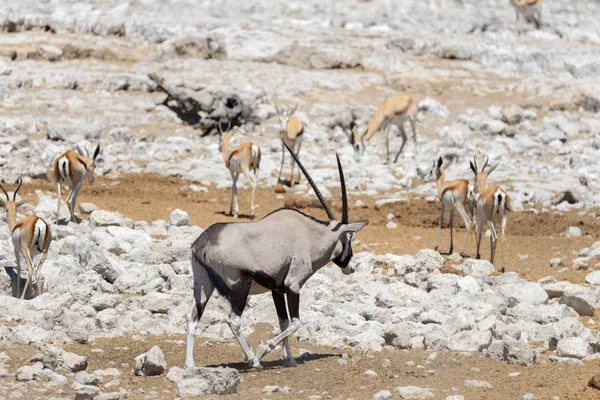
424, 157, 474, 256
185, 143, 368, 369
275, 103, 304, 187
470, 155, 511, 272
53, 144, 100, 224
0, 179, 52, 299
510, 0, 543, 30
218, 123, 261, 218
347, 93, 418, 164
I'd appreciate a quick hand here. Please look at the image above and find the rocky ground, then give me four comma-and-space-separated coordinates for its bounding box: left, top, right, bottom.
1, 0, 600, 399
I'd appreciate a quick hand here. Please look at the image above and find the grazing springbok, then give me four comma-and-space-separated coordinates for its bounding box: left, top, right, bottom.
53, 144, 100, 224
510, 0, 543, 30
274, 103, 304, 187
185, 143, 368, 369
470, 155, 511, 272
0, 179, 52, 299
347, 93, 418, 164
424, 157, 474, 256
218, 123, 261, 218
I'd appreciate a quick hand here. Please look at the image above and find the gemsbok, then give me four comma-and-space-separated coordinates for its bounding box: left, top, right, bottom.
275, 103, 304, 187
53, 144, 100, 224
347, 93, 418, 163
470, 156, 511, 272
185, 143, 367, 369
425, 157, 474, 256
218, 122, 261, 218
0, 178, 52, 299
510, 0, 543, 30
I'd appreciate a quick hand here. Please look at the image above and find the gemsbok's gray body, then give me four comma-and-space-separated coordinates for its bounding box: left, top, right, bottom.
185, 144, 367, 369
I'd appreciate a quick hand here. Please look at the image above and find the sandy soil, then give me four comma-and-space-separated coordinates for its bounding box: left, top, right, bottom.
3, 327, 600, 400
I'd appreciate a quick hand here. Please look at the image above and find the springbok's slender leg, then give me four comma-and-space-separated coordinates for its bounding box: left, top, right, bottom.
55, 183, 61, 224
448, 208, 454, 255
384, 126, 390, 164
256, 290, 300, 362
409, 114, 417, 152
240, 165, 255, 216
393, 125, 407, 164
34, 252, 48, 297
272, 290, 297, 367
434, 202, 445, 252
20, 248, 35, 300
185, 261, 215, 369
500, 210, 507, 272
475, 210, 484, 260
454, 202, 472, 256
69, 181, 84, 223
230, 171, 239, 218
277, 142, 285, 185
289, 144, 297, 188
13, 247, 21, 298
489, 221, 497, 264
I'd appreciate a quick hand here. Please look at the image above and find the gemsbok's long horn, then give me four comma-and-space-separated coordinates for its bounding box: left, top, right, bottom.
336, 154, 348, 224
283, 142, 336, 221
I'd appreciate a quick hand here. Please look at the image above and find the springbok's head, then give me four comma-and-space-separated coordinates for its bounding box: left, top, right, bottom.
274, 103, 298, 137
0, 178, 29, 216
344, 122, 365, 162
424, 156, 454, 183
217, 121, 232, 153
470, 155, 498, 194
76, 144, 101, 184
283, 143, 368, 275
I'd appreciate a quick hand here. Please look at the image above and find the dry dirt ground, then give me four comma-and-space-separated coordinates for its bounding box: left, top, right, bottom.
4, 174, 600, 399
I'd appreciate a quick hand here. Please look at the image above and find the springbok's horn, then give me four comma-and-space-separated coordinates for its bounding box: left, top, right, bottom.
473, 155, 478, 172
283, 142, 336, 221
482, 155, 489, 172
13, 177, 22, 201
0, 182, 9, 201
336, 154, 348, 224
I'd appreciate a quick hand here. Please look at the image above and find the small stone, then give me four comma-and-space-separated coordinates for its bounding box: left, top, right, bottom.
337, 358, 348, 365
556, 337, 592, 359
72, 383, 101, 400
133, 346, 167, 376
38, 44, 63, 61
79, 203, 99, 214
386, 213, 396, 220
549, 258, 563, 268
168, 209, 191, 226
464, 380, 493, 388
573, 257, 590, 270
445, 396, 465, 400
374, 390, 393, 400
566, 227, 582, 237
386, 221, 398, 229
589, 374, 600, 390
523, 394, 536, 400
396, 386, 435, 399
364, 369, 378, 376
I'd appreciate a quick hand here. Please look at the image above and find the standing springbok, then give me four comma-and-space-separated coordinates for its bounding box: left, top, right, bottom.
347, 93, 418, 164
0, 179, 52, 299
470, 156, 511, 272
275, 103, 304, 187
53, 144, 100, 224
424, 157, 474, 256
218, 123, 261, 218
185, 143, 368, 369
510, 0, 543, 30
